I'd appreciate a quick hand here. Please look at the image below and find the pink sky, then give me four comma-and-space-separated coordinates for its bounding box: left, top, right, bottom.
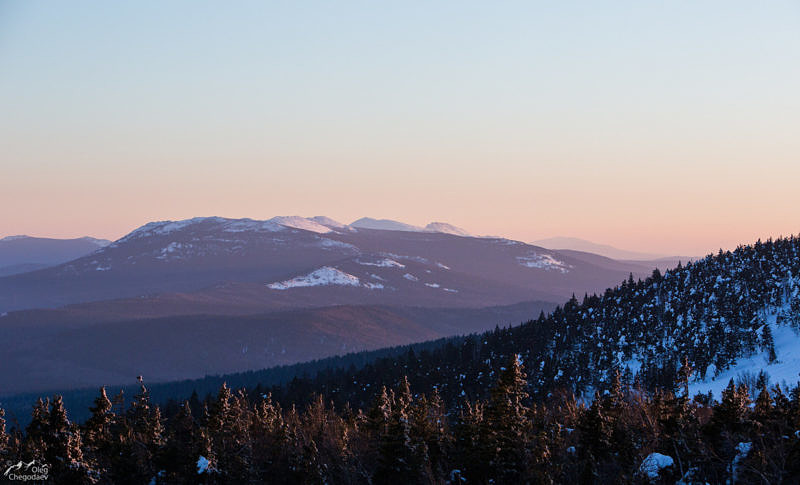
1, 2, 798, 256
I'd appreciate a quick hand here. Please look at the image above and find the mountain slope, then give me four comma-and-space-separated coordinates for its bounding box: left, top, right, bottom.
349, 217, 423, 232
0, 301, 555, 395
0, 216, 663, 313
424, 221, 471, 236
533, 236, 664, 260
117, 235, 800, 412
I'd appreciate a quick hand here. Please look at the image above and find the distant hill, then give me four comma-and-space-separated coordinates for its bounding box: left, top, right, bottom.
532, 236, 665, 260
0, 235, 109, 276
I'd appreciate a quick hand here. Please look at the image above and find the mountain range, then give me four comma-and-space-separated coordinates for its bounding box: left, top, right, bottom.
0, 215, 675, 395
0, 235, 109, 277
532, 235, 694, 261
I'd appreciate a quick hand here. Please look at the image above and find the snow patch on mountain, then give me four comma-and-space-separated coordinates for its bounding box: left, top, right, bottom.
309, 216, 347, 229
403, 273, 419, 282
436, 262, 450, 270
425, 283, 441, 288
119, 215, 336, 243
425, 222, 471, 237
357, 258, 405, 268
350, 218, 423, 232
267, 267, 361, 290
0, 235, 29, 242
317, 238, 358, 251
121, 217, 226, 241
268, 216, 332, 234
381, 253, 429, 264
156, 242, 191, 260
516, 253, 570, 273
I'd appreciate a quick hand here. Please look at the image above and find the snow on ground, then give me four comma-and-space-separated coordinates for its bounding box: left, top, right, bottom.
357, 258, 405, 268
729, 442, 752, 482
156, 242, 190, 260
404, 273, 419, 282
689, 312, 800, 399
443, 288, 458, 293
364, 282, 384, 290
516, 253, 570, 273
268, 216, 332, 234
381, 252, 429, 264
436, 262, 451, 270
267, 267, 361, 290
196, 456, 210, 474
638, 453, 673, 479
425, 283, 441, 288
317, 238, 358, 251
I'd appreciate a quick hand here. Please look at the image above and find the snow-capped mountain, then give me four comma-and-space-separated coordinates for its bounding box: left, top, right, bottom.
0, 215, 680, 395
0, 216, 657, 313
349, 217, 471, 236
349, 217, 424, 232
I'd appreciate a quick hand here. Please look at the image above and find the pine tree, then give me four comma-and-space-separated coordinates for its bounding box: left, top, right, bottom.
761, 324, 777, 363
207, 384, 252, 482
753, 382, 773, 424
120, 379, 165, 483
24, 398, 50, 460
83, 386, 114, 478
45, 395, 92, 483
0, 407, 11, 460
162, 401, 202, 483
85, 387, 113, 447
374, 377, 426, 484
677, 357, 693, 399
485, 355, 531, 483
453, 400, 489, 484
578, 392, 613, 480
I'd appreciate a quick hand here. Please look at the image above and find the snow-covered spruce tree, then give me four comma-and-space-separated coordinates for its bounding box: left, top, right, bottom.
83, 387, 114, 478
485, 354, 531, 484
110, 379, 165, 484
22, 398, 89, 483
160, 401, 202, 483
207, 383, 253, 482
374, 377, 429, 484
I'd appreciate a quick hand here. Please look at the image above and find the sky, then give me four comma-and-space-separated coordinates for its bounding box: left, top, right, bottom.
1, 1, 798, 256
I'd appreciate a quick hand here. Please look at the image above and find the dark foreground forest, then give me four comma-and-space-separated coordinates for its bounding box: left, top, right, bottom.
2, 357, 800, 484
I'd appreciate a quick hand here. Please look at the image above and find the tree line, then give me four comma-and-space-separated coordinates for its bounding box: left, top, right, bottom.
2, 357, 800, 484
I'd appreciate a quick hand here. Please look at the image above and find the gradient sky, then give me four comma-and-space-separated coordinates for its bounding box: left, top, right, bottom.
1, 1, 798, 256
